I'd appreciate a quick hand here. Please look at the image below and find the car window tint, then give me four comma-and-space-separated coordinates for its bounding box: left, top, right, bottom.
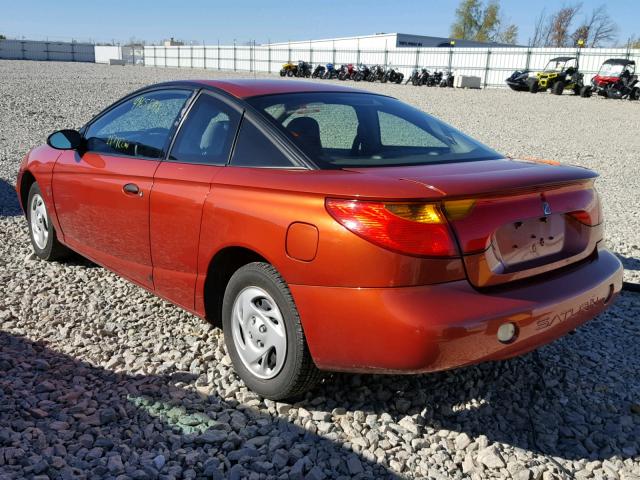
85, 89, 191, 159
378, 111, 446, 148
230, 118, 294, 168
169, 94, 241, 165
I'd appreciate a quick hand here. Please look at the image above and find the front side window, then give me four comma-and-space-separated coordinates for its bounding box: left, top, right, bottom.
169, 93, 241, 165
247, 92, 500, 168
84, 89, 191, 159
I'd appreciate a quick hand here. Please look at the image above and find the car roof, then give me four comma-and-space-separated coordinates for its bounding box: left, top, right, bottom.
160, 79, 371, 99
549, 56, 576, 62
603, 58, 635, 66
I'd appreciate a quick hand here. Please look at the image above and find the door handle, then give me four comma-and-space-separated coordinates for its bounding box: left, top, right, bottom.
123, 183, 142, 196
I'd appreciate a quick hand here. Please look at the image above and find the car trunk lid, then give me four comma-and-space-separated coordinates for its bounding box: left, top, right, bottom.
346, 158, 603, 287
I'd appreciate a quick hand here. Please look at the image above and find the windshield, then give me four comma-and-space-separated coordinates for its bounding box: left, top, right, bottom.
247, 92, 501, 168
598, 63, 626, 77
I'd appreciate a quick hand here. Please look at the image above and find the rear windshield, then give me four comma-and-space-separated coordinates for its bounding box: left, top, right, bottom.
246, 92, 501, 168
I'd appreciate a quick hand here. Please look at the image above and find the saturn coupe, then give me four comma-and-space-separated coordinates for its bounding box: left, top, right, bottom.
16, 79, 622, 399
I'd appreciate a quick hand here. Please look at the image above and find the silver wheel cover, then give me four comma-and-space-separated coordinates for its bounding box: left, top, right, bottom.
30, 193, 49, 250
231, 286, 287, 379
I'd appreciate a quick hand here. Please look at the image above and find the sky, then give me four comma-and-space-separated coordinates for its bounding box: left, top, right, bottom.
1, 0, 637, 46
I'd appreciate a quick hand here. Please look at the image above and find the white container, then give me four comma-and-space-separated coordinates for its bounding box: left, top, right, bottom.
454, 75, 482, 89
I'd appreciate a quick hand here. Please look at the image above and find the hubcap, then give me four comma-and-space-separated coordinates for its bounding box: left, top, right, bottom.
231, 287, 287, 379
30, 193, 49, 249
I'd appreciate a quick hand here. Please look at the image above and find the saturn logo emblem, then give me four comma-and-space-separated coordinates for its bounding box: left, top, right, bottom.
542, 201, 552, 215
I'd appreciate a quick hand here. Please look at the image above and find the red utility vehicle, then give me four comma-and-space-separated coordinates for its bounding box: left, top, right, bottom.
16, 80, 622, 399
591, 58, 636, 96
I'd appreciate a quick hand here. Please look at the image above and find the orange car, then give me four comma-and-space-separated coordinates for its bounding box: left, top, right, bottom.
16, 80, 622, 399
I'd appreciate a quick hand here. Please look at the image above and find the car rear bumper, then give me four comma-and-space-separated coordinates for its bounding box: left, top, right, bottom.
290, 248, 622, 373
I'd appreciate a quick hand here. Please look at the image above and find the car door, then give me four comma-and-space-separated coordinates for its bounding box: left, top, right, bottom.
150, 90, 241, 310
52, 88, 192, 288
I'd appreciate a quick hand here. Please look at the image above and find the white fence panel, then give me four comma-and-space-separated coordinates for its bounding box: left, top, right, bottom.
0, 39, 95, 62
141, 43, 640, 88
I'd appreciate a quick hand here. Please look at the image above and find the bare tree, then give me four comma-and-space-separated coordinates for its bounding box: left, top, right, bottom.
548, 4, 582, 47
583, 5, 617, 46
530, 9, 549, 47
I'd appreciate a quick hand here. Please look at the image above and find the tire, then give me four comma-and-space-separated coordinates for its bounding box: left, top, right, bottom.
396, 74, 404, 84
527, 78, 539, 93
552, 80, 565, 95
26, 182, 69, 261
222, 262, 321, 401
286, 70, 294, 77
279, 70, 286, 77
580, 85, 592, 98
630, 88, 640, 101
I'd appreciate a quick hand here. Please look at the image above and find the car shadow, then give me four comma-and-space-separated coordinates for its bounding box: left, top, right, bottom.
615, 253, 640, 271
301, 291, 639, 464
0, 331, 401, 479
0, 178, 22, 216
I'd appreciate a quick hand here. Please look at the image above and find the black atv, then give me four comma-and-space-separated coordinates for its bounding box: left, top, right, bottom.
505, 70, 531, 91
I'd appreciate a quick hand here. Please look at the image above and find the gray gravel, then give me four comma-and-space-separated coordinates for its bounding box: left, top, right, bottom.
1, 60, 639, 480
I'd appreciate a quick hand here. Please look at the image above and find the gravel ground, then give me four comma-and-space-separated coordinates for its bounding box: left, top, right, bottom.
0, 60, 639, 480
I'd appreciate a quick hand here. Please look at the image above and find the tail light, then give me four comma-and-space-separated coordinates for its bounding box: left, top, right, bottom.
325, 199, 458, 257
567, 189, 602, 226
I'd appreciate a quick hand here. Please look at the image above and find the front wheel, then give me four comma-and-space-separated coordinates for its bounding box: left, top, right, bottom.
27, 182, 70, 261
222, 262, 321, 400
552, 80, 565, 95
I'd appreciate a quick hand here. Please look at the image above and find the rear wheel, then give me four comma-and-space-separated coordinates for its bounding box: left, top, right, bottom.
630, 88, 640, 101
27, 183, 70, 261
552, 80, 565, 95
222, 262, 321, 400
580, 85, 592, 98
286, 70, 294, 77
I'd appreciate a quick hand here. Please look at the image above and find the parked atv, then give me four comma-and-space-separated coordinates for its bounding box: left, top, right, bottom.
311, 64, 326, 78
591, 59, 636, 97
368, 65, 386, 82
383, 67, 404, 84
527, 57, 590, 96
505, 70, 531, 91
280, 62, 296, 77
295, 61, 312, 78
323, 63, 338, 79
605, 72, 640, 100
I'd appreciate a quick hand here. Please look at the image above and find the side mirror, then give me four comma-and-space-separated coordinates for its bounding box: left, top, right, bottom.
47, 129, 83, 150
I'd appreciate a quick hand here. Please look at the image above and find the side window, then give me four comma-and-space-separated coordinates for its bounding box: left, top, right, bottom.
169, 93, 241, 165
230, 118, 294, 168
85, 89, 191, 159
378, 111, 446, 148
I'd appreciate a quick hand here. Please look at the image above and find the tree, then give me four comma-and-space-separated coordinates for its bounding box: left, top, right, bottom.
574, 5, 617, 47
531, 3, 618, 47
450, 0, 519, 44
632, 37, 640, 49
0, 34, 6, 40
548, 4, 582, 47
